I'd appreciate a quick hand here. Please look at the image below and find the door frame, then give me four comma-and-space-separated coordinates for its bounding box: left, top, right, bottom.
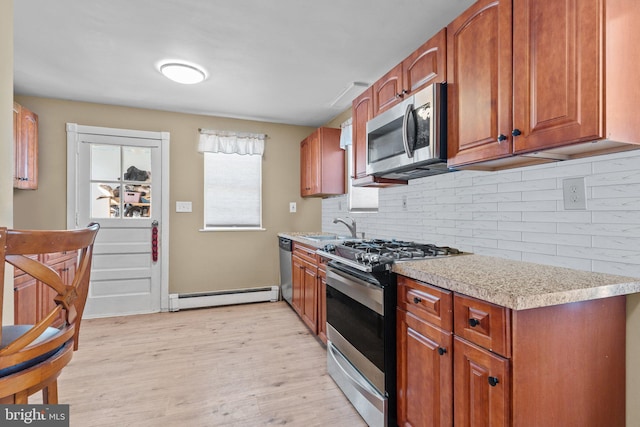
65, 123, 171, 312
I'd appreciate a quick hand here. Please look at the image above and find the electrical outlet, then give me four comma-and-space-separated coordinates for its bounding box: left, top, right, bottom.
176, 201, 192, 213
402, 195, 408, 211
562, 177, 586, 210
289, 202, 297, 213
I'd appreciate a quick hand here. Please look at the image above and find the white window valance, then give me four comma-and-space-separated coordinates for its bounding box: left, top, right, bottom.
198, 129, 266, 156
339, 118, 352, 149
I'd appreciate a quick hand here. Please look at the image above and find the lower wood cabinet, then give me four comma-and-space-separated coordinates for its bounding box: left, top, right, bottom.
14, 251, 77, 326
397, 309, 453, 426
291, 242, 327, 343
397, 275, 626, 426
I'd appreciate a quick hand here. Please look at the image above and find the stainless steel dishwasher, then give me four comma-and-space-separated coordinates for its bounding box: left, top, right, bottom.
278, 237, 293, 305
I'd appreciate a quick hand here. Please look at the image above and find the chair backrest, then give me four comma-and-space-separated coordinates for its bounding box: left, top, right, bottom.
0, 223, 99, 360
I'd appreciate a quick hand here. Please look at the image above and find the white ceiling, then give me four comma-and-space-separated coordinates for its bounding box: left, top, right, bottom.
14, 0, 475, 127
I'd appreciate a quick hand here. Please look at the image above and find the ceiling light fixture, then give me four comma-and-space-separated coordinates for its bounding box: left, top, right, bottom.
159, 62, 206, 84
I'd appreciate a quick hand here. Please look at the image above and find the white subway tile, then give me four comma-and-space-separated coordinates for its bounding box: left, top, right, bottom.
592, 183, 640, 199
592, 260, 640, 277
499, 221, 557, 233
498, 240, 556, 255
521, 252, 593, 271
498, 200, 557, 212
592, 211, 640, 224
472, 171, 522, 185
522, 232, 591, 247
522, 211, 591, 223
474, 211, 522, 221
473, 192, 521, 203
474, 229, 522, 241
498, 178, 556, 192
522, 162, 591, 180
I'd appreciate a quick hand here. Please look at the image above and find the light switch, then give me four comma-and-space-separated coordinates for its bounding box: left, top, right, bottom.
289, 202, 297, 213
176, 201, 192, 213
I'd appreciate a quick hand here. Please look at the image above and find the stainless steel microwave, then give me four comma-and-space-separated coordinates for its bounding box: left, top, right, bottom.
366, 83, 449, 180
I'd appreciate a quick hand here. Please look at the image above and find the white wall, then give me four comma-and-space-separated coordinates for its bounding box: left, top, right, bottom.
1, 0, 14, 325
322, 147, 640, 424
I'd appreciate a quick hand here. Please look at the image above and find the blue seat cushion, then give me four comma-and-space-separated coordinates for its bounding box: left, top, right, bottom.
0, 325, 64, 377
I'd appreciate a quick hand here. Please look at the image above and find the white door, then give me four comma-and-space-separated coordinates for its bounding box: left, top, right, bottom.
67, 124, 170, 317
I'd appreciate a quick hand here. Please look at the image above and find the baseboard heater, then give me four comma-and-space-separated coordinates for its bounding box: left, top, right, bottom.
168, 286, 280, 311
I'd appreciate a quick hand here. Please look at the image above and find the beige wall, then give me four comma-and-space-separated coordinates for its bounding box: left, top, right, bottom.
1, 0, 13, 324
13, 95, 323, 294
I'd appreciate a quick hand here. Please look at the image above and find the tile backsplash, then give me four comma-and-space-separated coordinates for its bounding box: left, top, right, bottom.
322, 149, 640, 278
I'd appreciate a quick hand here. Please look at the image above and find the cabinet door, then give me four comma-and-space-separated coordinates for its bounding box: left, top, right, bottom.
301, 260, 318, 334
453, 337, 509, 427
14, 274, 38, 325
291, 255, 305, 316
402, 28, 447, 94
397, 309, 453, 427
352, 87, 373, 181
373, 63, 404, 116
13, 103, 39, 190
447, 0, 513, 168
512, 0, 602, 153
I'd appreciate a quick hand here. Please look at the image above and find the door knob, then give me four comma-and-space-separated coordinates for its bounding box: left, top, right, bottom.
512, 129, 522, 137
469, 318, 480, 327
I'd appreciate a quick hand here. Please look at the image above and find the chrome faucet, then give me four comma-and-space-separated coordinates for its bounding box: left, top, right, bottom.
333, 217, 357, 238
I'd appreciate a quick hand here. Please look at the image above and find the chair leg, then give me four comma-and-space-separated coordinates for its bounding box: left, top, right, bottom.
42, 381, 59, 404
14, 390, 29, 404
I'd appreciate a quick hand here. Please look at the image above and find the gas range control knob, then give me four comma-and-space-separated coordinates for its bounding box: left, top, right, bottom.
368, 254, 380, 265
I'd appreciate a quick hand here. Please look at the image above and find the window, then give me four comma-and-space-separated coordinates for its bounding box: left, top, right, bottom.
199, 130, 265, 230
347, 145, 378, 212
339, 119, 378, 212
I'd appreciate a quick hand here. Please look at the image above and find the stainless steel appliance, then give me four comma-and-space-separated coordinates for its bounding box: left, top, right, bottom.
318, 239, 462, 427
278, 237, 292, 305
366, 83, 449, 180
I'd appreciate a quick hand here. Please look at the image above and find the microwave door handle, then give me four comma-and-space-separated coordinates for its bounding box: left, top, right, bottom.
402, 103, 415, 158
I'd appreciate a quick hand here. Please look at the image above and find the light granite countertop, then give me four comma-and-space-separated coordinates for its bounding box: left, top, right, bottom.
393, 254, 640, 310
278, 232, 352, 248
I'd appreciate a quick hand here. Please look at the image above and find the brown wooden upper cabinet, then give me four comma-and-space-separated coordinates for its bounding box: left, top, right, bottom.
13, 102, 38, 189
447, 0, 640, 170
352, 29, 446, 187
300, 127, 345, 197
373, 29, 447, 117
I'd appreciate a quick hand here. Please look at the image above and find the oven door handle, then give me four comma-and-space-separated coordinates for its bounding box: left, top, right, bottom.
326, 267, 383, 315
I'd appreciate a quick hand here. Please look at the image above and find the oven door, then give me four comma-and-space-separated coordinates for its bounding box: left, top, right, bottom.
326, 265, 387, 427
326, 265, 385, 391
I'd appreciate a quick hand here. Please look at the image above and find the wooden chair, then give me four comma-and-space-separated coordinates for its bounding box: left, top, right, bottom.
0, 223, 99, 404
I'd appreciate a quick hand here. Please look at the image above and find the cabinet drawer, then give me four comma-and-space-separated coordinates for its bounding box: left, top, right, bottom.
43, 250, 75, 264
397, 276, 452, 331
293, 243, 318, 265
454, 293, 511, 357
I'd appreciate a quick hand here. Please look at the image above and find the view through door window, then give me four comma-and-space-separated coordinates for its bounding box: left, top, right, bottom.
90, 144, 152, 219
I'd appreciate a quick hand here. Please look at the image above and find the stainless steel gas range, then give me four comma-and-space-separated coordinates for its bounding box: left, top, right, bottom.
317, 239, 462, 427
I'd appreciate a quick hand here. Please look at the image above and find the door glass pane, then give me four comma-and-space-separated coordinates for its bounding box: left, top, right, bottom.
91, 182, 120, 218
91, 144, 121, 181
89, 144, 152, 219
123, 146, 151, 182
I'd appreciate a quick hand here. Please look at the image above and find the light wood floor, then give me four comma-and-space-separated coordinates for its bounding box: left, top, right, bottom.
44, 301, 367, 427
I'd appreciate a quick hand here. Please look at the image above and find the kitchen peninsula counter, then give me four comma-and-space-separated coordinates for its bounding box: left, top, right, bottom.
393, 254, 640, 310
